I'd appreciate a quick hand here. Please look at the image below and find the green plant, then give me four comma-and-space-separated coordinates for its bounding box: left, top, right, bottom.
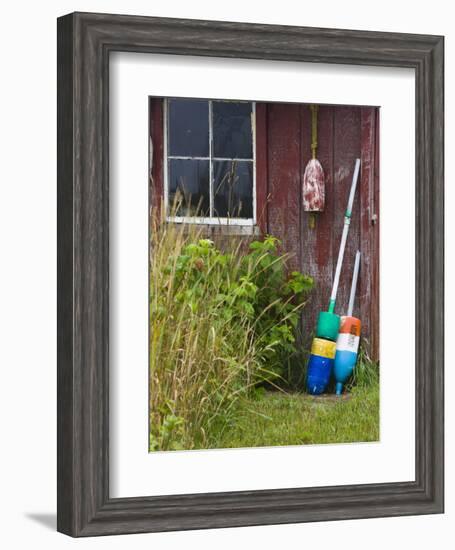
149, 413, 185, 452
150, 221, 314, 451
239, 236, 314, 382
346, 342, 379, 389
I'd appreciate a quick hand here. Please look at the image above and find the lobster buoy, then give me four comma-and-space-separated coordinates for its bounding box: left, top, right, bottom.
302, 105, 325, 212
334, 317, 361, 395
303, 158, 325, 211
306, 338, 336, 395
333, 251, 362, 395
316, 311, 340, 342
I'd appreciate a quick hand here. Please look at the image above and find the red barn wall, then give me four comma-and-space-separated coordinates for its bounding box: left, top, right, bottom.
261, 103, 379, 360
149, 99, 380, 361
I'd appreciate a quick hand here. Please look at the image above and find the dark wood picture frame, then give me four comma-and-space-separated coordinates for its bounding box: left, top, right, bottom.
57, 12, 444, 537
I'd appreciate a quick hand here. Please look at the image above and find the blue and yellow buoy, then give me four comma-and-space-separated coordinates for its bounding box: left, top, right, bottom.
306, 338, 336, 395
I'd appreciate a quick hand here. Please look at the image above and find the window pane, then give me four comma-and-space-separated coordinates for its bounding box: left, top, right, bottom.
168, 159, 210, 217
213, 160, 253, 219
213, 102, 253, 159
168, 99, 209, 157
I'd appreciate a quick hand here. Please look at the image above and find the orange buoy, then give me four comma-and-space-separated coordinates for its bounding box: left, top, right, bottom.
339, 316, 361, 338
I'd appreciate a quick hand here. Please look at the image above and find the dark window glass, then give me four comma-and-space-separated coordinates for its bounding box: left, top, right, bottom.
213, 160, 253, 219
168, 159, 210, 217
213, 102, 253, 159
166, 99, 254, 220
168, 99, 209, 157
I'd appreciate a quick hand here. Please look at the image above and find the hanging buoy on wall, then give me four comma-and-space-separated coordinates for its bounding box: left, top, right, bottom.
303, 105, 325, 212
334, 250, 362, 395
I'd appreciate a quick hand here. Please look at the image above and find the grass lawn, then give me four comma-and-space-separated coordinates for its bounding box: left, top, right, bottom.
211, 384, 379, 449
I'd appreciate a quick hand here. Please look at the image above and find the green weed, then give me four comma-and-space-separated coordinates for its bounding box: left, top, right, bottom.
149, 216, 313, 451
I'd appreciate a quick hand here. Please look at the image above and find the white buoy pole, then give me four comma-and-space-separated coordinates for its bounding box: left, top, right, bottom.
347, 250, 361, 317
328, 158, 361, 313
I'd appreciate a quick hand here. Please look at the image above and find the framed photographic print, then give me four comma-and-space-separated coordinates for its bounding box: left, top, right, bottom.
57, 12, 444, 536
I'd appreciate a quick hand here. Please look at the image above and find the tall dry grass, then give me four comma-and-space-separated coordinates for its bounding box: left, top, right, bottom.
150, 221, 258, 450
149, 213, 313, 451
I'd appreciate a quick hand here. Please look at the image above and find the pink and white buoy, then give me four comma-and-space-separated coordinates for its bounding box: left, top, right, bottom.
302, 104, 325, 213
303, 158, 325, 211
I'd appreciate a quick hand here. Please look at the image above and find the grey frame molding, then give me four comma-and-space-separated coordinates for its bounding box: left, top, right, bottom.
57, 12, 444, 537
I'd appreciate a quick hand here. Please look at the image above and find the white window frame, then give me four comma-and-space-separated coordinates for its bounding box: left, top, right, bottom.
163, 98, 256, 226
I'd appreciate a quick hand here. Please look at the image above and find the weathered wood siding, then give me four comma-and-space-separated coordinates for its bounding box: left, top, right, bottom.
260, 103, 379, 360
149, 98, 380, 360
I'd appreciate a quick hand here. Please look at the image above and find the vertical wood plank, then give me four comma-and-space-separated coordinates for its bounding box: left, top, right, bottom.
360, 107, 379, 360
372, 108, 380, 360
255, 103, 268, 235
267, 103, 301, 271
332, 107, 361, 320
300, 105, 334, 341
149, 97, 164, 220
374, 108, 380, 360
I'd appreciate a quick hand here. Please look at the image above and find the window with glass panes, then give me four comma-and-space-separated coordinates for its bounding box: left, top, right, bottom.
164, 98, 255, 223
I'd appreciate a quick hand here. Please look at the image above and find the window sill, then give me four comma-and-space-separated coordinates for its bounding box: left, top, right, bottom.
166, 221, 261, 237
208, 224, 261, 237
